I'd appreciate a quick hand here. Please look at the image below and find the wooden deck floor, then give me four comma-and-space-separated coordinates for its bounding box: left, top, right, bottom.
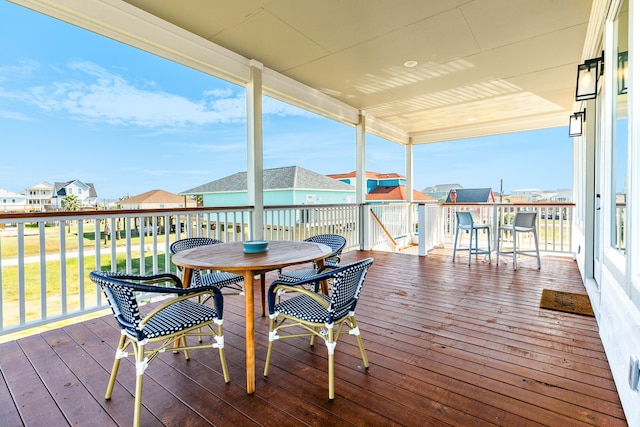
0, 249, 627, 426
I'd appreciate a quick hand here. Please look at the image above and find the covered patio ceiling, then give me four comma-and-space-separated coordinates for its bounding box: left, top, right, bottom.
12, 0, 595, 144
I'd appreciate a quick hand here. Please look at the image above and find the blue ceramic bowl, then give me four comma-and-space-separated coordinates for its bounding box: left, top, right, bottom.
243, 240, 269, 253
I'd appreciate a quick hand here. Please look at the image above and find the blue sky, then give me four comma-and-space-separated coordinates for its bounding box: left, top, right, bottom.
0, 2, 573, 201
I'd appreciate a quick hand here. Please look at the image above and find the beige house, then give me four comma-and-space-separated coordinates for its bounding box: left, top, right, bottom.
117, 189, 195, 209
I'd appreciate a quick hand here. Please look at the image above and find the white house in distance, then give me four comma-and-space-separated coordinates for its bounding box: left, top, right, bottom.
50, 180, 98, 209
0, 189, 28, 212
24, 181, 54, 211
24, 180, 98, 210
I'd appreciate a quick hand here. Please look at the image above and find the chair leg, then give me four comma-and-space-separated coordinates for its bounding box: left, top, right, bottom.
325, 325, 336, 400
264, 317, 276, 377
105, 333, 127, 400
133, 342, 146, 427
182, 335, 190, 360
513, 232, 518, 270
533, 229, 541, 269
215, 321, 231, 383
452, 226, 460, 261
467, 229, 473, 266
349, 316, 369, 369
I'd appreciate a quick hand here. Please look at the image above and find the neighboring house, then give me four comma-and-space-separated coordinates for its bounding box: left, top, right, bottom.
510, 188, 545, 203
422, 184, 463, 201
328, 171, 436, 203
445, 188, 495, 203
509, 188, 573, 203
24, 181, 54, 211
0, 189, 28, 212
181, 166, 356, 207
553, 189, 572, 202
118, 189, 195, 209
367, 186, 434, 203
50, 180, 98, 209
118, 189, 195, 234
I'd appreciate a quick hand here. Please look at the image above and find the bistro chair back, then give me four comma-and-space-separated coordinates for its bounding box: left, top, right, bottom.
277, 234, 347, 286
170, 237, 244, 293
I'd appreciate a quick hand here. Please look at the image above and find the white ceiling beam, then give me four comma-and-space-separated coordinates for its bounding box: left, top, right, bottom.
410, 113, 567, 144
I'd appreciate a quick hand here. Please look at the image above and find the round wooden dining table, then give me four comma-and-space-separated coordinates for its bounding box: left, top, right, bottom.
171, 239, 332, 394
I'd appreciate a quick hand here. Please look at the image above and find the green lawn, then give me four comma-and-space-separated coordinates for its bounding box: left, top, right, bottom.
0, 223, 174, 329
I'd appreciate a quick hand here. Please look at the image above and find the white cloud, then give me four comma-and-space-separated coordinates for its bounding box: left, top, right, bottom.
0, 60, 40, 83
0, 109, 32, 121
5, 60, 314, 127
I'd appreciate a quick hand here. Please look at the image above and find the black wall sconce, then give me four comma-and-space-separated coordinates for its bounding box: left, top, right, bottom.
569, 110, 586, 137
575, 53, 604, 101
618, 51, 628, 95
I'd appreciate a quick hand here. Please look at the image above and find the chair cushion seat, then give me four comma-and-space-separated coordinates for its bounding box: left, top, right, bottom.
197, 271, 244, 289
278, 268, 319, 282
141, 299, 219, 339
274, 294, 350, 323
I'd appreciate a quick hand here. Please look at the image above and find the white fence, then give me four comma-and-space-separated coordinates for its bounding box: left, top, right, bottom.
0, 202, 574, 336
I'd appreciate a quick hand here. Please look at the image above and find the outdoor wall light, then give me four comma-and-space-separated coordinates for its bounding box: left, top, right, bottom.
575, 53, 603, 101
618, 51, 628, 95
569, 110, 585, 137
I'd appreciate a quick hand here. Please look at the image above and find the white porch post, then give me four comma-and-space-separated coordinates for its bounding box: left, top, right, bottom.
418, 203, 427, 256
247, 60, 264, 239
406, 141, 415, 250
356, 112, 369, 250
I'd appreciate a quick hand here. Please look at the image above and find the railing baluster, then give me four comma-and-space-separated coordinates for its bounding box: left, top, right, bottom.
39, 222, 47, 320
59, 221, 67, 316
18, 223, 25, 325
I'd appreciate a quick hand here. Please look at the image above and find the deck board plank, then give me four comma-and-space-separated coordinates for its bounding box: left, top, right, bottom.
0, 249, 627, 426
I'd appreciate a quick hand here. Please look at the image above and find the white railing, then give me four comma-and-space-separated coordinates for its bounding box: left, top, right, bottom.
440, 203, 574, 254
0, 207, 251, 335
0, 201, 575, 336
367, 203, 412, 252
263, 204, 360, 251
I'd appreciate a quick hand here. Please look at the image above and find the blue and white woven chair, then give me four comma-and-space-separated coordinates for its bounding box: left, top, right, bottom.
170, 237, 244, 294
263, 257, 373, 400
89, 271, 230, 427
277, 234, 347, 290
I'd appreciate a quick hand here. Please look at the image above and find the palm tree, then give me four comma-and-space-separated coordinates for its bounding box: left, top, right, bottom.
61, 194, 81, 232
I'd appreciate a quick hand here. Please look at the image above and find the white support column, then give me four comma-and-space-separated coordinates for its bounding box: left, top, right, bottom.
247, 60, 264, 239
406, 141, 415, 245
418, 203, 427, 256
356, 113, 366, 204
356, 113, 369, 250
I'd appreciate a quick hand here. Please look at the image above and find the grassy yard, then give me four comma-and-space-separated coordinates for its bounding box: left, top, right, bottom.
0, 222, 170, 258
0, 223, 174, 330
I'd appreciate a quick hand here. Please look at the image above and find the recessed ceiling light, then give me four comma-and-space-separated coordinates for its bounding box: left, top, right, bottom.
404, 60, 418, 68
